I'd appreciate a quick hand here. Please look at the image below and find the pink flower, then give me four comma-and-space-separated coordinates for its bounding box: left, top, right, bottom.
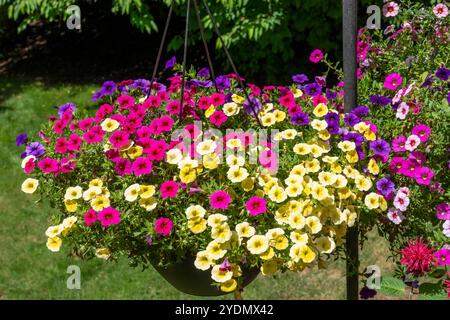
387, 208, 404, 225
396, 102, 409, 119
24, 158, 35, 174
166, 100, 181, 115
399, 159, 419, 178
279, 94, 296, 108
210, 190, 231, 210
132, 157, 152, 176
198, 96, 212, 109
405, 135, 420, 152
60, 158, 75, 173
389, 157, 405, 174
392, 136, 406, 152
67, 134, 82, 151
84, 209, 97, 226
384, 73, 403, 90
383, 2, 399, 17
145, 95, 162, 108
309, 49, 324, 63
83, 126, 105, 144
398, 187, 410, 197
312, 95, 327, 106
434, 249, 450, 266
78, 118, 94, 131
160, 180, 179, 198
400, 238, 436, 276
245, 197, 267, 216
116, 95, 135, 109
415, 167, 434, 185
55, 137, 69, 154
210, 111, 228, 127
157, 116, 174, 133
109, 130, 130, 149
433, 4, 449, 18
210, 93, 225, 106
394, 193, 410, 212
411, 124, 431, 142
53, 120, 66, 135
155, 217, 173, 236
38, 157, 59, 173
114, 158, 132, 175
98, 207, 121, 227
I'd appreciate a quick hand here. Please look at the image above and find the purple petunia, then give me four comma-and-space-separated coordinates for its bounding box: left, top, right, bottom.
291, 112, 310, 126
215, 75, 231, 90
448, 92, 450, 105
325, 112, 339, 124
243, 97, 262, 116
376, 177, 395, 196
91, 91, 103, 102
344, 113, 360, 127
197, 67, 210, 78
25, 142, 45, 158
100, 81, 116, 95
16, 132, 27, 146
370, 95, 391, 107
303, 83, 322, 97
343, 132, 364, 146
352, 106, 370, 119
57, 102, 76, 117
165, 56, 176, 69
370, 139, 390, 157
292, 74, 309, 84
326, 90, 338, 101
435, 67, 450, 81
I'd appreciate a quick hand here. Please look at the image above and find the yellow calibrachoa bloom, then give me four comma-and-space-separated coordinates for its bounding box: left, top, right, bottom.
282, 129, 297, 140
268, 186, 287, 203
261, 113, 276, 127
64, 186, 82, 200
368, 158, 380, 175
127, 145, 143, 159
293, 143, 311, 155
206, 240, 227, 260
288, 211, 306, 229
305, 216, 322, 234
189, 217, 207, 234
45, 225, 64, 238
95, 248, 111, 260
21, 178, 39, 194
100, 118, 119, 132
365, 192, 381, 209
83, 186, 102, 201
355, 176, 373, 191
338, 141, 356, 152
166, 148, 183, 164
46, 237, 62, 252
89, 178, 103, 188
196, 140, 217, 155
90, 195, 110, 212
64, 199, 78, 212
220, 279, 237, 292
316, 236, 336, 254
124, 183, 140, 202
261, 260, 278, 276
185, 205, 206, 219
180, 167, 196, 184
311, 119, 328, 131
223, 102, 239, 116
247, 235, 269, 255
139, 197, 157, 211
140, 185, 156, 198
231, 93, 245, 104
235, 222, 255, 238
194, 251, 213, 270
241, 177, 255, 192
62, 216, 77, 230
313, 103, 328, 117
207, 214, 228, 227
290, 231, 308, 245
227, 166, 249, 183
274, 109, 286, 122
211, 224, 233, 243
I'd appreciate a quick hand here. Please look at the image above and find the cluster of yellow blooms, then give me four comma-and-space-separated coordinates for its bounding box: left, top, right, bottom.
124, 183, 157, 211
44, 216, 77, 252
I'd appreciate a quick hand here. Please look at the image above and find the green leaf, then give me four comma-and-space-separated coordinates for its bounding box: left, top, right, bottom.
428, 268, 446, 279
379, 277, 405, 297
419, 283, 448, 300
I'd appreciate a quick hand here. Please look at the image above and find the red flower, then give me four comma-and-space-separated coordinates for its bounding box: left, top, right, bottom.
400, 238, 436, 276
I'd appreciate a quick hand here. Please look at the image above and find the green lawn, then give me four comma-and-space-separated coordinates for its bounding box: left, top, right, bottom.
0, 76, 395, 300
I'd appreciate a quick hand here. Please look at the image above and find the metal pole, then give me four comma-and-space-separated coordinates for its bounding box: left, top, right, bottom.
343, 0, 359, 300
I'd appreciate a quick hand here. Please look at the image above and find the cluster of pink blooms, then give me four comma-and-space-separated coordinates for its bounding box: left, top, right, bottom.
387, 187, 410, 224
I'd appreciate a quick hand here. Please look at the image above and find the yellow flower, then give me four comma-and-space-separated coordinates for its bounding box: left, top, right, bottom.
140, 185, 156, 198
46, 237, 62, 252
284, 175, 303, 186
364, 130, 376, 141
207, 214, 228, 227
288, 211, 306, 229
292, 88, 303, 98
62, 216, 78, 230
291, 164, 306, 176
91, 195, 110, 212
89, 178, 103, 188
315, 236, 336, 254
83, 186, 102, 201
305, 216, 322, 234
45, 225, 64, 238
354, 122, 370, 133
318, 130, 331, 141
211, 224, 233, 243
95, 248, 111, 260
139, 197, 157, 211
364, 192, 380, 209
265, 228, 284, 240
304, 159, 321, 173
194, 250, 213, 271
318, 172, 337, 186
346, 150, 359, 164
379, 196, 388, 211
260, 247, 275, 260
338, 141, 356, 152
268, 186, 287, 203
205, 104, 215, 118
220, 279, 237, 293
299, 245, 316, 263
64, 186, 82, 200
310, 144, 325, 158
64, 199, 78, 213
290, 231, 308, 245
355, 176, 373, 191
368, 158, 380, 175
180, 167, 197, 184
311, 119, 328, 131
188, 217, 207, 234
273, 235, 289, 250
322, 156, 338, 164
247, 235, 269, 255
206, 240, 227, 260
261, 113, 276, 127
124, 183, 141, 202
334, 174, 348, 188
185, 205, 206, 219
293, 143, 311, 155
21, 178, 39, 194
274, 109, 286, 122
127, 145, 143, 159
282, 129, 297, 140
223, 102, 239, 116
196, 140, 217, 155
275, 207, 290, 225
330, 162, 342, 174
235, 222, 255, 238
203, 154, 220, 170
313, 103, 328, 117
337, 187, 353, 200
310, 182, 329, 201
286, 184, 303, 197
211, 264, 233, 283
241, 177, 255, 192
231, 93, 245, 104
226, 155, 245, 167
261, 260, 278, 276
166, 148, 183, 165
100, 118, 120, 132
227, 166, 249, 183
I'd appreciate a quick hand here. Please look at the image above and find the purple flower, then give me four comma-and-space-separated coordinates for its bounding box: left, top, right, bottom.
435, 67, 450, 81
164, 56, 176, 69
91, 91, 103, 102
359, 286, 377, 300
326, 90, 337, 101
243, 97, 262, 116
343, 132, 364, 146
291, 112, 310, 126
356, 146, 365, 160
325, 112, 339, 124
448, 92, 450, 105
327, 122, 340, 135
25, 142, 45, 157
436, 203, 450, 220
352, 106, 370, 119
370, 95, 391, 107
57, 102, 77, 117
370, 139, 390, 157
376, 177, 395, 196
303, 83, 322, 97
344, 113, 360, 127
215, 75, 231, 90
219, 259, 232, 272
101, 81, 116, 95
145, 235, 153, 246
189, 79, 213, 88
292, 74, 309, 84
198, 67, 210, 78
315, 76, 326, 87
16, 133, 27, 146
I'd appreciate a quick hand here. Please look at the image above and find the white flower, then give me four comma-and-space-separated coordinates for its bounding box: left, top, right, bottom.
124, 184, 141, 202
433, 4, 449, 18
64, 186, 82, 200
196, 140, 217, 155
166, 149, 183, 164
396, 102, 409, 120
405, 134, 420, 152
383, 2, 399, 18
393, 194, 409, 212
387, 208, 404, 225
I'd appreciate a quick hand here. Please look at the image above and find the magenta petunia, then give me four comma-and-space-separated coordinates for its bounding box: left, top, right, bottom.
436, 203, 450, 220
84, 209, 97, 226
210, 93, 225, 106
98, 207, 121, 227
131, 157, 152, 176
415, 166, 434, 185
210, 111, 228, 127
160, 180, 179, 198
38, 157, 59, 173
210, 190, 231, 210
384, 73, 403, 90
116, 95, 135, 109
392, 136, 406, 152
24, 158, 35, 174
411, 124, 431, 142
114, 158, 132, 175
67, 134, 82, 151
109, 130, 130, 149
198, 96, 212, 109
245, 196, 267, 216
55, 137, 69, 154
155, 217, 173, 236
309, 49, 324, 63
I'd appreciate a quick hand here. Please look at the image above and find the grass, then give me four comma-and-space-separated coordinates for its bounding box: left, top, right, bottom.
0, 75, 395, 300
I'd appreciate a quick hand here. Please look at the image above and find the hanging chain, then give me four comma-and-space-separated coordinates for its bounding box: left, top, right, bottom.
179, 0, 191, 121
